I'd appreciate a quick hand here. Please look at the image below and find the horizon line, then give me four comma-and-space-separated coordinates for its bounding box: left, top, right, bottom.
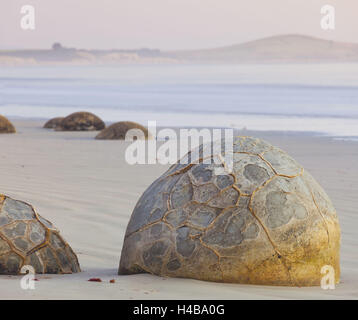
2, 33, 357, 53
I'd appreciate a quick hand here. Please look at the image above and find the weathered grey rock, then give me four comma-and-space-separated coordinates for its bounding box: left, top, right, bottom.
119, 136, 340, 286
56, 112, 105, 131
0, 194, 80, 274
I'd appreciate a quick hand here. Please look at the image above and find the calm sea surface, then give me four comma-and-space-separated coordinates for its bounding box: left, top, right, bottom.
1, 64, 358, 139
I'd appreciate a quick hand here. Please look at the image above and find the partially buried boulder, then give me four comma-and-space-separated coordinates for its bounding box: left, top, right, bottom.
0, 194, 80, 274
0, 115, 16, 133
119, 136, 340, 286
56, 112, 105, 131
95, 121, 150, 140
43, 117, 64, 129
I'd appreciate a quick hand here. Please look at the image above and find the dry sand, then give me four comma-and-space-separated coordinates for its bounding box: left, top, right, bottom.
0, 120, 357, 299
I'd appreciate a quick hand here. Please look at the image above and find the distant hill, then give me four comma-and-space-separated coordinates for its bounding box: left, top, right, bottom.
167, 34, 358, 63
2, 35, 358, 65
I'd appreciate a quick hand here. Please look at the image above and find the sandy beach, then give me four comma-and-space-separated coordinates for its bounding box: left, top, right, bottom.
0, 119, 357, 299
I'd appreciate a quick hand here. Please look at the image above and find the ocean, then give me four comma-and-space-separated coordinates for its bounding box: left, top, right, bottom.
1, 63, 358, 139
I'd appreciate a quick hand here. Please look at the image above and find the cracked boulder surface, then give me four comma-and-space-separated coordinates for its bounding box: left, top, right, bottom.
0, 194, 80, 274
119, 136, 340, 286
56, 112, 105, 131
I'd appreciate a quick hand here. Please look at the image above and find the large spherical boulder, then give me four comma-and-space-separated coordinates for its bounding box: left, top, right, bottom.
119, 136, 340, 286
95, 121, 150, 140
0, 194, 80, 274
0, 115, 16, 133
56, 112, 105, 131
43, 117, 64, 129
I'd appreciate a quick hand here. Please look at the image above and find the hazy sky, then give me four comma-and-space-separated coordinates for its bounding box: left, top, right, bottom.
1, 0, 357, 50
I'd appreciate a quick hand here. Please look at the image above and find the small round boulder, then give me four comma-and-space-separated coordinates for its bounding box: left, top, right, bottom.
0, 115, 16, 133
119, 136, 340, 286
43, 117, 64, 129
56, 112, 105, 131
95, 121, 150, 140
0, 194, 80, 274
